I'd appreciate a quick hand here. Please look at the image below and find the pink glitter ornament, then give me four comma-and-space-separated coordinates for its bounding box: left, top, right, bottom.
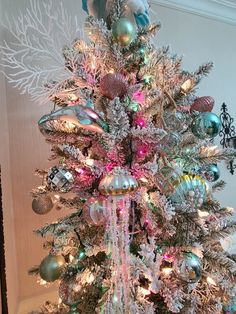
100, 73, 128, 100
132, 90, 145, 104
191, 96, 215, 112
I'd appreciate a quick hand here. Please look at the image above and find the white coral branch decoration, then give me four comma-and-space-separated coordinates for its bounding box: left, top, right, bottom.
0, 0, 83, 103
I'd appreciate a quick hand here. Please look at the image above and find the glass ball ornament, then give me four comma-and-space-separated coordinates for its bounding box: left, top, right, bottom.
32, 195, 53, 215
128, 101, 139, 112
39, 254, 65, 282
191, 112, 221, 139
112, 17, 136, 46
191, 96, 215, 112
200, 164, 220, 182
98, 167, 138, 196
59, 275, 81, 307
174, 252, 202, 283
170, 174, 209, 208
47, 166, 74, 192
83, 197, 107, 226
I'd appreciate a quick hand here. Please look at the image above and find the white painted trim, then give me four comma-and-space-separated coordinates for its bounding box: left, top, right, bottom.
151, 0, 236, 25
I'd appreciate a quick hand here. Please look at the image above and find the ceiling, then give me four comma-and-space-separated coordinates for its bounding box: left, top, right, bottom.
153, 0, 236, 25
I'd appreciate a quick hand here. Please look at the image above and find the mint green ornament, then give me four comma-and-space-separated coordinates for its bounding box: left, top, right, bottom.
112, 18, 136, 46
128, 102, 139, 112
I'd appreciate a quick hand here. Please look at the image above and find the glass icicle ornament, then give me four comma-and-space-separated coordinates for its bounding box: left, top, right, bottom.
98, 167, 138, 313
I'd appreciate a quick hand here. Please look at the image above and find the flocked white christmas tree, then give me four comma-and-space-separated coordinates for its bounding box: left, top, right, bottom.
1, 1, 236, 313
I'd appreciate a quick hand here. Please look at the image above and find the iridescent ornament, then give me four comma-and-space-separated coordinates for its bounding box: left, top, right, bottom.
112, 17, 136, 46
128, 101, 139, 112
59, 275, 80, 307
83, 197, 107, 226
174, 252, 202, 283
170, 174, 209, 208
164, 111, 187, 133
191, 96, 215, 112
200, 164, 220, 182
38, 105, 108, 134
100, 73, 128, 100
47, 166, 74, 192
98, 167, 138, 196
191, 112, 221, 139
32, 195, 53, 215
39, 254, 65, 282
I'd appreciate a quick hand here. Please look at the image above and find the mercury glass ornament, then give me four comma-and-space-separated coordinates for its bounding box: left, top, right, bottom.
100, 73, 128, 100
38, 105, 108, 134
59, 276, 81, 307
191, 112, 221, 139
39, 254, 65, 282
47, 166, 74, 192
170, 174, 208, 208
174, 252, 202, 283
83, 197, 107, 226
98, 167, 138, 196
191, 96, 214, 112
112, 17, 136, 46
200, 164, 220, 182
32, 195, 53, 215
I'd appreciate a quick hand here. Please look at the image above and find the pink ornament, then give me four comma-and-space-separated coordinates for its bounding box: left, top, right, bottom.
100, 73, 128, 100
132, 90, 145, 104
137, 144, 149, 158
191, 96, 215, 112
134, 114, 147, 128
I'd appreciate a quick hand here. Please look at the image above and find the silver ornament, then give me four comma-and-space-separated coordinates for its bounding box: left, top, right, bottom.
174, 252, 202, 283
98, 167, 138, 196
47, 166, 74, 192
32, 195, 53, 215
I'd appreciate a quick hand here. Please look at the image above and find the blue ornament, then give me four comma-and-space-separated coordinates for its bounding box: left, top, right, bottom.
191, 112, 221, 139
200, 164, 220, 182
82, 0, 150, 28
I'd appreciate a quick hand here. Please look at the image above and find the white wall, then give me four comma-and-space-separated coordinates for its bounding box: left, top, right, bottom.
0, 1, 236, 313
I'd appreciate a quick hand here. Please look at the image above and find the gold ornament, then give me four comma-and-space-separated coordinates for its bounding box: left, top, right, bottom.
98, 167, 138, 196
39, 254, 65, 282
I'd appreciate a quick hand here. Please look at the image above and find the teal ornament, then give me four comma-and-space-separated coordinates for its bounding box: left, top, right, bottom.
68, 305, 80, 314
174, 252, 202, 283
38, 105, 108, 134
170, 174, 208, 208
191, 112, 221, 139
112, 18, 136, 46
200, 164, 220, 182
223, 301, 236, 314
128, 101, 139, 112
39, 254, 65, 282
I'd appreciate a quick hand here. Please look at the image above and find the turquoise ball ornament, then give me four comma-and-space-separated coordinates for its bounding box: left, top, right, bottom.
200, 164, 220, 182
191, 112, 221, 139
112, 18, 136, 46
39, 254, 65, 282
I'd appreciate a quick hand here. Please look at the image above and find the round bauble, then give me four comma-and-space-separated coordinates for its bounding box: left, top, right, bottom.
112, 17, 136, 46
174, 252, 202, 283
200, 164, 220, 182
39, 254, 65, 282
47, 166, 74, 192
170, 174, 208, 208
99, 167, 138, 196
83, 197, 107, 226
191, 112, 221, 139
100, 73, 128, 100
59, 276, 80, 306
191, 96, 215, 112
128, 101, 139, 112
32, 195, 53, 215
